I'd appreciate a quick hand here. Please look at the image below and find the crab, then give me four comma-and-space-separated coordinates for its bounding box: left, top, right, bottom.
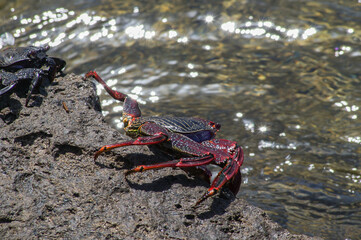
85, 71, 244, 205
0, 45, 66, 106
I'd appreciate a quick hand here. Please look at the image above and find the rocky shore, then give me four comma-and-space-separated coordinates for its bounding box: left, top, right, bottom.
0, 73, 321, 239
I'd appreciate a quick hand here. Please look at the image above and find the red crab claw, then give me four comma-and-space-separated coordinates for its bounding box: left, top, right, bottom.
195, 146, 244, 206
86, 71, 127, 102
85, 71, 141, 118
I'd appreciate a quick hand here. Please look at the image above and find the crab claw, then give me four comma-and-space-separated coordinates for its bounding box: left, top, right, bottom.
194, 146, 244, 206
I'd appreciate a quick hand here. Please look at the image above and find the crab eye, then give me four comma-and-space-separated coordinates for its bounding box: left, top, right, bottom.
209, 121, 221, 130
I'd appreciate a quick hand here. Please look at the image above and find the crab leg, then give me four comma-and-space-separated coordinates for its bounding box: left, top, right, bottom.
0, 83, 16, 95
94, 134, 167, 160
125, 154, 214, 175
47, 57, 66, 81
0, 69, 43, 106
25, 69, 46, 106
201, 139, 237, 152
2, 68, 45, 106
86, 71, 127, 101
195, 146, 244, 205
45, 57, 57, 81
86, 71, 141, 117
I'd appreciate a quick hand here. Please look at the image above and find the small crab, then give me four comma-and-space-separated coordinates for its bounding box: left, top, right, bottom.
0, 45, 66, 106
86, 71, 244, 205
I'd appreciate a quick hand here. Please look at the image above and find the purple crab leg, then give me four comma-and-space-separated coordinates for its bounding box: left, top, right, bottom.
201, 139, 237, 153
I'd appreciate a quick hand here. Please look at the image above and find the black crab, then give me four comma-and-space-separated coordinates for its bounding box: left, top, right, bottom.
0, 45, 66, 106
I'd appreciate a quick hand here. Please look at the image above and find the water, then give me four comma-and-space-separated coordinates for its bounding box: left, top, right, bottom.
1, 0, 360, 239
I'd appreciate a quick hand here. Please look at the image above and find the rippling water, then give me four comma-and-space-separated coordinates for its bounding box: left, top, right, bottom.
1, 1, 360, 239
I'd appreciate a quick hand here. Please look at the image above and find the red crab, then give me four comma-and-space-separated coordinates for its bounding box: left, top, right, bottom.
85, 71, 244, 205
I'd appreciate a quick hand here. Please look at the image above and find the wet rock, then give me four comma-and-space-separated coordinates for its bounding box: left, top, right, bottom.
0, 73, 321, 239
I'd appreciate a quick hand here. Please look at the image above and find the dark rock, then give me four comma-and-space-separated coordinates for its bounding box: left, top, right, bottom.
0, 73, 321, 239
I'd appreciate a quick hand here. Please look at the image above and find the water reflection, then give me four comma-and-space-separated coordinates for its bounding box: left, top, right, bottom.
1, 1, 361, 239
1, 5, 333, 52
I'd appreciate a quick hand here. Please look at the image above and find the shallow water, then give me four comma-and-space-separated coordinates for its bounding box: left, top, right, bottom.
1, 0, 360, 239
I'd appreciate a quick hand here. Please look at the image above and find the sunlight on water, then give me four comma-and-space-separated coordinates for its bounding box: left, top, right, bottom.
1, 6, 326, 51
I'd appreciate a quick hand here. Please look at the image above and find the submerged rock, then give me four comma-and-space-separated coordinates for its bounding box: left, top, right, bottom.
0, 73, 321, 239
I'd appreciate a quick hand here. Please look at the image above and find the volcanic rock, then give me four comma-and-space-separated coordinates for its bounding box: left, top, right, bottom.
0, 73, 321, 239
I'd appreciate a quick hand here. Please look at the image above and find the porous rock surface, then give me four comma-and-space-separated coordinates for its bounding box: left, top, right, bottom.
0, 73, 321, 239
